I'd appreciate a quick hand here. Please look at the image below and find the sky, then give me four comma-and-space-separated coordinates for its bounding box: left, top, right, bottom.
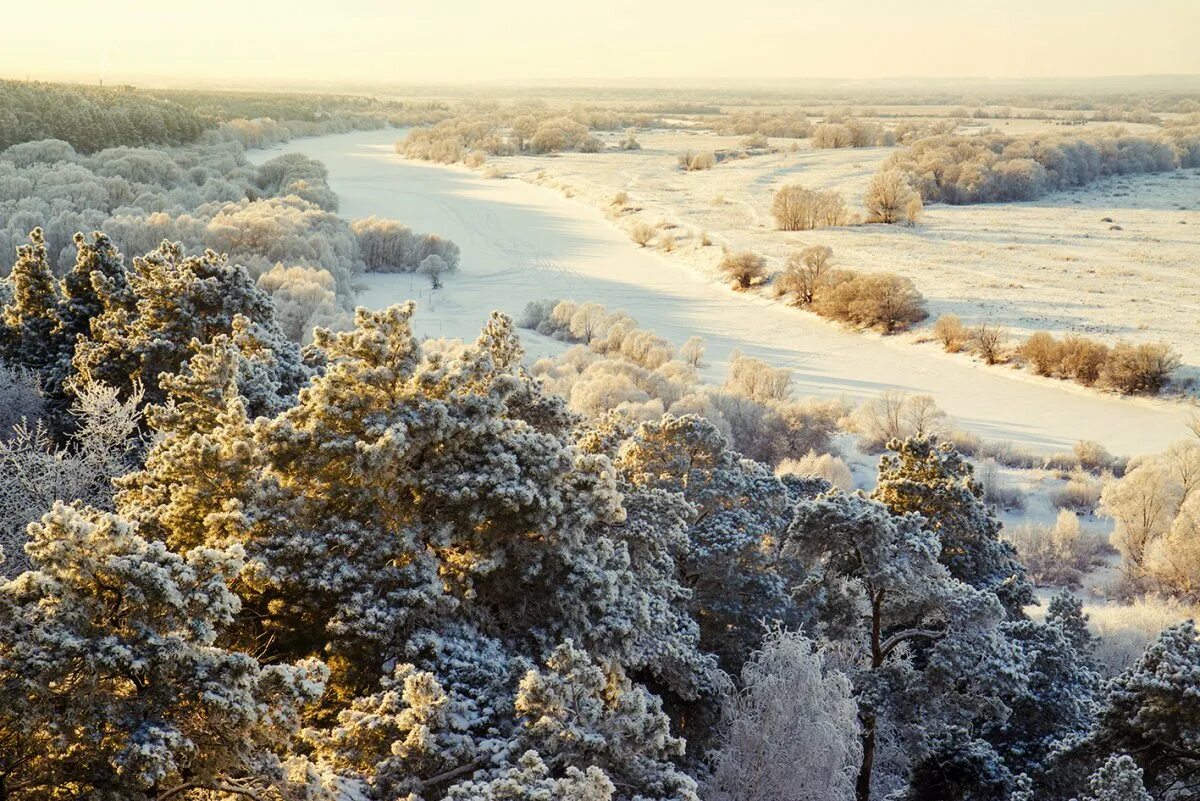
5, 0, 1198, 88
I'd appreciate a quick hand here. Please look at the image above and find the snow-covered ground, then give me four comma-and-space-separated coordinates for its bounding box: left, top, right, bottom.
496, 128, 1200, 368
252, 128, 1198, 457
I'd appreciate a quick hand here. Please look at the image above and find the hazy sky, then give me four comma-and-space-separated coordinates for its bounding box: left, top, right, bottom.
7, 0, 1198, 87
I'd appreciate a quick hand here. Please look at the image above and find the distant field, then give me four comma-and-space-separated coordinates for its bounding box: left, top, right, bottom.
484, 127, 1200, 374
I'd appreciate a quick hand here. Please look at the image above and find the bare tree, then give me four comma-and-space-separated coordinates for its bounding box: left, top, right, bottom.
705, 629, 860, 801
971, 323, 1008, 365
863, 170, 919, 224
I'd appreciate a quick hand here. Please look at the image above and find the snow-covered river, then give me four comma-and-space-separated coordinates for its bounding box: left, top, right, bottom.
251, 128, 1193, 456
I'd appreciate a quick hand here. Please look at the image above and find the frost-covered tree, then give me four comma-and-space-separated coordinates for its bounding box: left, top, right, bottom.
785, 490, 1018, 801
1101, 460, 1182, 580
616, 415, 799, 674
904, 728, 1016, 801
71, 239, 306, 413
872, 437, 1033, 614
983, 618, 1097, 782
863, 170, 920, 225
0, 502, 327, 800
417, 253, 449, 289
0, 381, 142, 576
0, 228, 64, 375
516, 641, 698, 801
1080, 754, 1152, 801
444, 751, 614, 801
1045, 590, 1099, 657
1076, 621, 1200, 797
56, 231, 130, 348
704, 629, 860, 801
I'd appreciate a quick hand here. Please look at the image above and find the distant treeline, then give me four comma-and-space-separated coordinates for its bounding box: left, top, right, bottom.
0, 80, 209, 152
884, 123, 1200, 204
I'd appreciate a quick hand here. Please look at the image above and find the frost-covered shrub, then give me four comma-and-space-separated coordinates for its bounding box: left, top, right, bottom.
777, 451, 854, 491
771, 184, 849, 230
1099, 342, 1180, 395
1075, 440, 1118, 474
718, 250, 767, 290
811, 271, 927, 333
1005, 509, 1108, 587
932, 313, 969, 352
1060, 335, 1111, 386
740, 133, 770, 150
0, 360, 44, 434
811, 120, 891, 149
678, 150, 715, 171
631, 222, 656, 247
1051, 471, 1104, 513
1020, 331, 1064, 376
724, 352, 791, 402
970, 323, 1008, 365
977, 459, 1025, 511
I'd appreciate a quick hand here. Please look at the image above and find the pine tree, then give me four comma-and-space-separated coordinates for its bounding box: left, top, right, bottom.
0, 228, 64, 374
1081, 621, 1200, 796
905, 728, 1016, 801
444, 751, 615, 801
984, 619, 1097, 781
1081, 754, 1152, 801
515, 641, 698, 801
0, 502, 326, 800
786, 490, 1020, 801
872, 436, 1034, 615
70, 240, 304, 410
616, 414, 799, 674
1045, 590, 1099, 657
56, 231, 130, 346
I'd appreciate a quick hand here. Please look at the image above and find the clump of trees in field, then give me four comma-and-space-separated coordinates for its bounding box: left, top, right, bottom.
881, 126, 1200, 204
398, 104, 663, 164
811, 118, 896, 149
931, 316, 1181, 396
771, 185, 850, 230
774, 246, 927, 333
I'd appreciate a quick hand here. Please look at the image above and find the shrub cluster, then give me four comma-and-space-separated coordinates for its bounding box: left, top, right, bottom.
1017, 330, 1180, 395
775, 247, 926, 333
519, 299, 847, 465
930, 318, 1180, 396
771, 184, 850, 230
883, 127, 1200, 204
810, 119, 895, 149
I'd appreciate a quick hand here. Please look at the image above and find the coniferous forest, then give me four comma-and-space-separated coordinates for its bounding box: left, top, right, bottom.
1, 65, 1199, 801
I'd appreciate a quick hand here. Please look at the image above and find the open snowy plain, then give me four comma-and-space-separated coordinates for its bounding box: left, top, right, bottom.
253, 128, 1198, 457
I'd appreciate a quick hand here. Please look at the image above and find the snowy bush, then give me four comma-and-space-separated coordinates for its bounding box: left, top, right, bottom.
717, 250, 767, 290
1005, 509, 1108, 587
771, 184, 849, 230
776, 451, 854, 491
812, 271, 927, 333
